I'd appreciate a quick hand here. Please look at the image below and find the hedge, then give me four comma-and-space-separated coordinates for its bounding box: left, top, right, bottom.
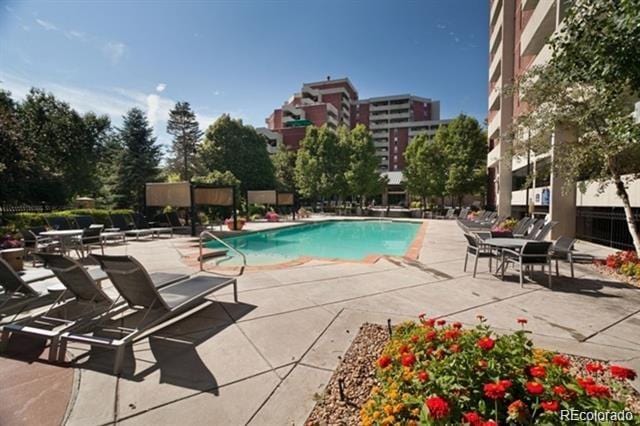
6, 209, 134, 232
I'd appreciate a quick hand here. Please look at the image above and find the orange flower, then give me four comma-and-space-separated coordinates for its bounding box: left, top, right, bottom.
477, 336, 495, 351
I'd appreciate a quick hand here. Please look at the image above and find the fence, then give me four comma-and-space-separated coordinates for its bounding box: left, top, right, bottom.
576, 207, 640, 251
0, 204, 71, 217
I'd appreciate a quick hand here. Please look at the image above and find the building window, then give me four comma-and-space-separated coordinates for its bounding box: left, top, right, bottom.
394, 146, 398, 153
393, 165, 398, 170
393, 155, 398, 161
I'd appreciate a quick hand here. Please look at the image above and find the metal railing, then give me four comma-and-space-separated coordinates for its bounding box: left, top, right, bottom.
199, 230, 247, 275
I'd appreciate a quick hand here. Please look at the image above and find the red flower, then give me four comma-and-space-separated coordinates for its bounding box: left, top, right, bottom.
585, 362, 605, 374
462, 411, 483, 426
477, 336, 495, 351
444, 329, 461, 340
576, 376, 595, 389
410, 335, 419, 343
499, 379, 513, 389
436, 319, 446, 326
425, 318, 436, 327
517, 318, 528, 325
526, 381, 544, 395
449, 344, 461, 353
529, 365, 546, 378
585, 384, 611, 398
401, 352, 416, 367
425, 330, 437, 341
483, 382, 507, 400
425, 396, 450, 420
418, 312, 426, 319
418, 371, 429, 382
540, 400, 560, 412
477, 359, 488, 369
552, 355, 571, 368
399, 344, 410, 354
453, 321, 463, 329
377, 355, 391, 368
610, 365, 637, 381
553, 385, 567, 397
482, 421, 498, 426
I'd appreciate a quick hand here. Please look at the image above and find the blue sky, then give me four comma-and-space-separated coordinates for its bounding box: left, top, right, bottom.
0, 0, 488, 148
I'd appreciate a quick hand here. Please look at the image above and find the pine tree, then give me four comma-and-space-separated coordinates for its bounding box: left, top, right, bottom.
115, 108, 161, 210
167, 101, 203, 181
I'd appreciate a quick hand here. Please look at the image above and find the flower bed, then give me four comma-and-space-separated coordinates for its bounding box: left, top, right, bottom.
594, 251, 640, 283
360, 316, 637, 425
306, 318, 639, 425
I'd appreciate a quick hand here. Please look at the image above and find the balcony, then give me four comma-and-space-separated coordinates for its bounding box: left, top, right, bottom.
370, 111, 410, 121
521, 0, 557, 56
490, 7, 503, 55
512, 186, 550, 206
490, 0, 503, 28
489, 45, 502, 82
487, 143, 501, 168
370, 122, 390, 130
530, 39, 553, 69
522, 0, 538, 10
370, 102, 410, 112
488, 112, 501, 140
488, 77, 501, 111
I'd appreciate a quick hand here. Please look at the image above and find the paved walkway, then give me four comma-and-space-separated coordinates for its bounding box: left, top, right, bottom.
2, 219, 639, 425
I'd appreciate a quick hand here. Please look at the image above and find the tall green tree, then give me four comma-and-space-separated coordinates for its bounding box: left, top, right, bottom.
14, 88, 110, 204
436, 114, 487, 206
0, 89, 31, 203
271, 143, 297, 192
114, 108, 161, 210
166, 101, 203, 181
95, 132, 123, 206
197, 114, 275, 192
404, 134, 447, 210
343, 124, 381, 206
511, 0, 640, 254
294, 125, 348, 200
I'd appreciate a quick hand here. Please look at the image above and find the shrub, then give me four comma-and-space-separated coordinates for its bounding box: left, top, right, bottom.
603, 251, 640, 278
360, 316, 634, 425
7, 209, 134, 231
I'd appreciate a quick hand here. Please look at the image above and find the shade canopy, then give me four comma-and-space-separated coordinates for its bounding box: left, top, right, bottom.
247, 190, 277, 205
146, 182, 191, 207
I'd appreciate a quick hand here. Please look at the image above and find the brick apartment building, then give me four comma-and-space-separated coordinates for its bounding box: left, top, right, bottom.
259, 77, 450, 172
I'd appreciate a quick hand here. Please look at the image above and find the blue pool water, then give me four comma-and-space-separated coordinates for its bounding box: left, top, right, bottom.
205, 220, 421, 266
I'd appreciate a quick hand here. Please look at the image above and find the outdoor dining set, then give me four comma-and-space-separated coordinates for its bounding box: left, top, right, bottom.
456, 211, 586, 289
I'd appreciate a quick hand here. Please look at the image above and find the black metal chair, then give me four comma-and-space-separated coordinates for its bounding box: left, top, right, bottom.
20, 226, 58, 266
501, 241, 553, 288
46, 216, 71, 230
463, 233, 494, 278
531, 221, 558, 241
550, 236, 576, 278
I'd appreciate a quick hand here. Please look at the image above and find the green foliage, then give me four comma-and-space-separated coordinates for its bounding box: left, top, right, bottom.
192, 170, 240, 189
404, 134, 447, 208
114, 108, 162, 210
166, 101, 203, 181
0, 88, 111, 204
197, 114, 275, 192
436, 114, 487, 201
271, 143, 297, 192
344, 124, 383, 205
7, 208, 133, 231
294, 125, 349, 199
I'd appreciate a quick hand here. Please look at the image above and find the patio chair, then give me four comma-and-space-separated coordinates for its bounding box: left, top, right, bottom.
514, 218, 544, 238
164, 211, 192, 232
71, 227, 104, 258
530, 221, 558, 241
0, 257, 59, 316
73, 215, 95, 230
132, 213, 173, 238
46, 216, 72, 231
59, 254, 238, 373
458, 207, 469, 219
512, 217, 534, 236
109, 213, 153, 240
550, 236, 576, 278
20, 226, 59, 266
500, 241, 553, 288
463, 233, 494, 278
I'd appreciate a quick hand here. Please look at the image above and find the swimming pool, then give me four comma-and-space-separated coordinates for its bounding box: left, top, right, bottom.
204, 220, 421, 266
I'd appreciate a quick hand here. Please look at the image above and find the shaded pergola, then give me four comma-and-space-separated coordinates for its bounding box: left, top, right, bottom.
145, 182, 238, 236
246, 190, 296, 219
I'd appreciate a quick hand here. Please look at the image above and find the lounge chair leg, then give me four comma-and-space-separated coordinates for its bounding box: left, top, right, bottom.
548, 260, 553, 289
519, 262, 524, 288
233, 280, 238, 302
488, 252, 492, 272
49, 337, 59, 362
57, 340, 68, 362
464, 252, 468, 272
472, 254, 479, 278
114, 346, 126, 375
569, 254, 574, 278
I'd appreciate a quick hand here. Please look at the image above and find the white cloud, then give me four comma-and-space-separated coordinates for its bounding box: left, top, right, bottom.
156, 83, 167, 92
103, 41, 126, 65
65, 30, 86, 40
35, 18, 57, 31
213, 90, 221, 96
436, 23, 446, 29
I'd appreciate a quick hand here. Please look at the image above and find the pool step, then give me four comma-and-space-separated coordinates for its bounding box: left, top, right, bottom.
197, 249, 229, 261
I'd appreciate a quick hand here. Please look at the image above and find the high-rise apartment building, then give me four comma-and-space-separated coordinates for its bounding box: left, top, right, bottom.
260, 77, 450, 171
487, 0, 640, 248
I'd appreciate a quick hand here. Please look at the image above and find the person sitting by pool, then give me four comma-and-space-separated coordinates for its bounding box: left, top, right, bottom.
265, 209, 280, 222
297, 207, 310, 219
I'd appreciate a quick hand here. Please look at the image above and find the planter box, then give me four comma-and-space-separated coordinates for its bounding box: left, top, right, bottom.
1, 248, 24, 271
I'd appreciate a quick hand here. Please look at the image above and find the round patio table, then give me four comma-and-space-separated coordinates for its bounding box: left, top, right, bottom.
40, 229, 84, 255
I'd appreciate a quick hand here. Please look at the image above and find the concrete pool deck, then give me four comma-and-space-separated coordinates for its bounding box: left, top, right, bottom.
2, 218, 639, 425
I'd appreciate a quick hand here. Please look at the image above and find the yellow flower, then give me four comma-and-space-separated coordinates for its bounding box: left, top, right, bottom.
384, 404, 394, 415
382, 415, 395, 425
393, 402, 404, 414
402, 369, 414, 381
411, 408, 420, 416
389, 390, 398, 400
373, 411, 382, 420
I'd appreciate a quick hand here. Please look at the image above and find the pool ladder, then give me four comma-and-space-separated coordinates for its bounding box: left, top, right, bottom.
199, 230, 247, 276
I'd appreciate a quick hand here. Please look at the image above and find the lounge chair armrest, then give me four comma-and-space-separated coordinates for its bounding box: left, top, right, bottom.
501, 248, 521, 258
